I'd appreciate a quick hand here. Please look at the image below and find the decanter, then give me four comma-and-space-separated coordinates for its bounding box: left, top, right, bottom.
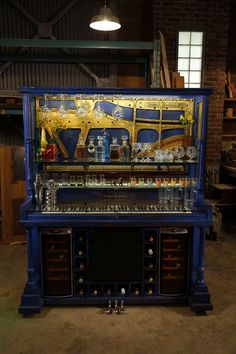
120, 135, 130, 161
75, 135, 86, 161
87, 136, 96, 161
95, 136, 105, 162
110, 137, 120, 161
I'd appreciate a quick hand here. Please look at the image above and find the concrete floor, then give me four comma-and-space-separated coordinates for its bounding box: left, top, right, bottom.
0, 230, 236, 354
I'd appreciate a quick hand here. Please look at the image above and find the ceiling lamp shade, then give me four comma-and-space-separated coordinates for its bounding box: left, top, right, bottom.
89, 2, 121, 31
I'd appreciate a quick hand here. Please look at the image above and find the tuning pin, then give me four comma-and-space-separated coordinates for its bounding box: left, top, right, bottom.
120, 300, 127, 314
104, 300, 112, 314
114, 300, 120, 314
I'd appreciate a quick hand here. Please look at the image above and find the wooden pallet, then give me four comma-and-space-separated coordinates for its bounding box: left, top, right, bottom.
0, 146, 26, 243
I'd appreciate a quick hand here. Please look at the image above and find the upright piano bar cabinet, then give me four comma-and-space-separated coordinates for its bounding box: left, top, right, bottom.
19, 87, 213, 314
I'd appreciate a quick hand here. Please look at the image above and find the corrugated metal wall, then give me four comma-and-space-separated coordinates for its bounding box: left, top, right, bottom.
0, 0, 115, 94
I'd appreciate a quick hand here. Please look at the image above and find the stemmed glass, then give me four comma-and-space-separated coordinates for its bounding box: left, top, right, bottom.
58, 94, 68, 118
112, 95, 124, 119
174, 146, 185, 162
140, 143, 147, 162
145, 143, 153, 162
186, 146, 197, 162
40, 94, 51, 120
94, 95, 105, 119
76, 94, 89, 117
132, 142, 141, 161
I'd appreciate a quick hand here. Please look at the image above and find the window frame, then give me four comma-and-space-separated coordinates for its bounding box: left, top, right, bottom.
176, 30, 205, 88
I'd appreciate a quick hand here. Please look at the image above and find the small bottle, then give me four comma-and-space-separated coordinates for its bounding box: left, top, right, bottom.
110, 137, 120, 160
95, 136, 105, 162
120, 136, 130, 161
87, 136, 96, 161
75, 136, 86, 161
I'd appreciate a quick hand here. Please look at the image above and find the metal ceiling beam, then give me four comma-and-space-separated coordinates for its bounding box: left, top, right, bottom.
0, 38, 154, 50
0, 54, 147, 64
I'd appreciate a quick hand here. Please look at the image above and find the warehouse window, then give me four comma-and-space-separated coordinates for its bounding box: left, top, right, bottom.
177, 31, 203, 88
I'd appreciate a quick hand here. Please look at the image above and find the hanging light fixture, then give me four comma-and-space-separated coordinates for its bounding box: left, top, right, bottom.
89, 0, 121, 31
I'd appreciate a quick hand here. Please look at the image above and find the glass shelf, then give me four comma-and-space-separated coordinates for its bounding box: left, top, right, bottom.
34, 159, 198, 166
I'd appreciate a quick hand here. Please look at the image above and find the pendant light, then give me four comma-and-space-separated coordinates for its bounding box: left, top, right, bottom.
89, 0, 121, 31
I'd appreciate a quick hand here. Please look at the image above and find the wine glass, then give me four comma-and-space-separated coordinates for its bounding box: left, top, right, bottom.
112, 95, 124, 119
40, 94, 51, 120
132, 142, 141, 161
58, 94, 68, 118
140, 143, 147, 162
94, 95, 105, 119
174, 146, 185, 162
145, 143, 153, 162
76, 94, 89, 117
186, 146, 197, 162
154, 149, 164, 162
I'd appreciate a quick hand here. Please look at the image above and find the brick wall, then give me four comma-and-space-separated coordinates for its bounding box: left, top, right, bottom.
153, 0, 230, 174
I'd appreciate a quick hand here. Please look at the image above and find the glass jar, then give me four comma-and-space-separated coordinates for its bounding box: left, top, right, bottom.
87, 136, 95, 161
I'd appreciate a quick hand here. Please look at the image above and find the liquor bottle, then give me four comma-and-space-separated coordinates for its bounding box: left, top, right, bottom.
102, 129, 110, 161
110, 137, 120, 160
40, 127, 50, 159
120, 136, 130, 161
87, 136, 96, 161
95, 136, 105, 162
75, 135, 86, 161
40, 128, 48, 150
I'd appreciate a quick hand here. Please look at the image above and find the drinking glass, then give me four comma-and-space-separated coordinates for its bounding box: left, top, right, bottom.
94, 95, 105, 119
40, 94, 51, 120
185, 146, 197, 161
58, 94, 68, 118
163, 149, 174, 162
140, 143, 148, 162
174, 146, 185, 162
145, 143, 153, 162
112, 95, 124, 119
154, 149, 164, 162
132, 142, 141, 161
76, 94, 89, 117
